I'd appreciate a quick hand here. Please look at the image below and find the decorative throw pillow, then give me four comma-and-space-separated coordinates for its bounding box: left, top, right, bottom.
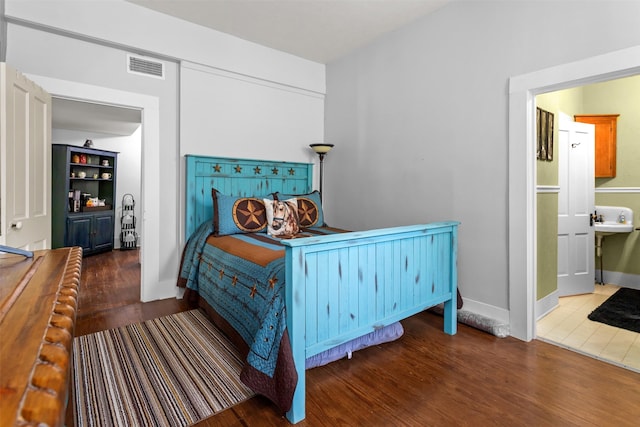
211, 189, 267, 235
263, 198, 300, 237
274, 191, 324, 228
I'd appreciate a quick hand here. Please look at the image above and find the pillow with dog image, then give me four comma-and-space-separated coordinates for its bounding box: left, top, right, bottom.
264, 197, 300, 237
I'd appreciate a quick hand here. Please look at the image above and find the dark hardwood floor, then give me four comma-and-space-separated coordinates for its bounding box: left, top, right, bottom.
74, 249, 191, 336
72, 250, 640, 426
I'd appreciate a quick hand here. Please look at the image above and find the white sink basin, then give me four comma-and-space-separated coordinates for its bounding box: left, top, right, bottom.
594, 205, 634, 235
595, 223, 634, 234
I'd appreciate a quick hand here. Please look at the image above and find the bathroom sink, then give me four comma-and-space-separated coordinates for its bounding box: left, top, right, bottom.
594, 205, 634, 236
595, 223, 633, 234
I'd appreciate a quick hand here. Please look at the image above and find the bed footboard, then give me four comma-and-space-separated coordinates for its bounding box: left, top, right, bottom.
282, 221, 459, 423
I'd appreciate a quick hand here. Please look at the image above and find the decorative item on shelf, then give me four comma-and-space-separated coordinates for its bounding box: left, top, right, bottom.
77, 171, 86, 179
101, 172, 112, 180
79, 154, 87, 164
102, 159, 109, 166
73, 189, 81, 212
309, 143, 334, 202
84, 139, 93, 148
71, 154, 80, 163
93, 173, 99, 179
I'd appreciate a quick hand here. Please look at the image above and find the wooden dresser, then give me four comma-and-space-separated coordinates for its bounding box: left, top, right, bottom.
0, 247, 82, 427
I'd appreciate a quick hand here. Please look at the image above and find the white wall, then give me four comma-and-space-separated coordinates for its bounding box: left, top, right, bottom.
0, 0, 6, 60
180, 62, 324, 163
52, 128, 142, 249
5, 0, 324, 93
4, 0, 325, 301
324, 1, 640, 326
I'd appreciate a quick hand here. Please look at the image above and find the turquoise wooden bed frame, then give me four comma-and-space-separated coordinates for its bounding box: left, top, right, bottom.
185, 155, 459, 424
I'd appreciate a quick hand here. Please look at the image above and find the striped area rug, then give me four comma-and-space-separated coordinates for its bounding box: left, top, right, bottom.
73, 309, 254, 426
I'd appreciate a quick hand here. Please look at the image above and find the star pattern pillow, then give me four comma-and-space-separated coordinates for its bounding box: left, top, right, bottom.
212, 189, 267, 235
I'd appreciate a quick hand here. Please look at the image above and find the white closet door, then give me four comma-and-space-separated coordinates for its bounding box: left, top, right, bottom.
1, 63, 52, 250
557, 113, 595, 296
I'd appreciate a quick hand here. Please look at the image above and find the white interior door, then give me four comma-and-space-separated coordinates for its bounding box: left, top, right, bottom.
0, 63, 52, 251
557, 113, 595, 296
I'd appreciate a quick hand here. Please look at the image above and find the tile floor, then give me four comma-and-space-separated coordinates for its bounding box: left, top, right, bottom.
537, 284, 640, 373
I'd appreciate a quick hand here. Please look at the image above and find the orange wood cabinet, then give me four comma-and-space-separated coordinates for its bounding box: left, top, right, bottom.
574, 114, 619, 178
0, 247, 82, 427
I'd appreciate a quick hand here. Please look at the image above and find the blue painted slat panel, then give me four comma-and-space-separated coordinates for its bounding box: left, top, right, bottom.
327, 249, 341, 338
433, 233, 441, 297
361, 244, 375, 327
379, 242, 391, 320
185, 155, 312, 238
390, 240, 402, 317
399, 238, 411, 311
416, 238, 423, 294
305, 252, 318, 347
425, 234, 434, 299
315, 251, 330, 344
345, 246, 359, 332
336, 248, 348, 333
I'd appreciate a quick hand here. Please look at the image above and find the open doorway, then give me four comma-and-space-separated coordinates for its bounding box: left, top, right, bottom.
507, 45, 640, 342
533, 77, 640, 371
52, 97, 142, 306
27, 73, 164, 303
52, 97, 142, 252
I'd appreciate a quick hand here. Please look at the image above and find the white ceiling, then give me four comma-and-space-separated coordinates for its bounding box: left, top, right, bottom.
52, 98, 142, 136
126, 0, 452, 64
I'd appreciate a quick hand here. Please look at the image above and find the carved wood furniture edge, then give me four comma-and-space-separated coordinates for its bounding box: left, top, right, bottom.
16, 247, 82, 427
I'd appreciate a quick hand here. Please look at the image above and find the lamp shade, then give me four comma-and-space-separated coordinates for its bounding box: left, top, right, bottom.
309, 143, 334, 154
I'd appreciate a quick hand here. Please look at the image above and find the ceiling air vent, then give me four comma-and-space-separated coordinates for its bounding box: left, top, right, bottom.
127, 54, 165, 80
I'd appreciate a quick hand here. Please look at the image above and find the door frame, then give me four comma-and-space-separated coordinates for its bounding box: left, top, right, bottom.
25, 74, 163, 302
508, 45, 640, 341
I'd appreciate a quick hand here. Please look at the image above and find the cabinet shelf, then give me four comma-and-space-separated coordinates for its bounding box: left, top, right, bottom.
70, 162, 113, 169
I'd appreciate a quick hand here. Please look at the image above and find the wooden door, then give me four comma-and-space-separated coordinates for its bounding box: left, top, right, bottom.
0, 63, 52, 250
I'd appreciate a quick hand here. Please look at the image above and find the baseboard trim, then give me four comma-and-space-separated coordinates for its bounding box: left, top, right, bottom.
536, 290, 559, 320
598, 271, 640, 290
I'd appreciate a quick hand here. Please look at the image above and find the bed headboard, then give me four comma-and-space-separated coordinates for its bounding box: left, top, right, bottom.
185, 155, 313, 239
